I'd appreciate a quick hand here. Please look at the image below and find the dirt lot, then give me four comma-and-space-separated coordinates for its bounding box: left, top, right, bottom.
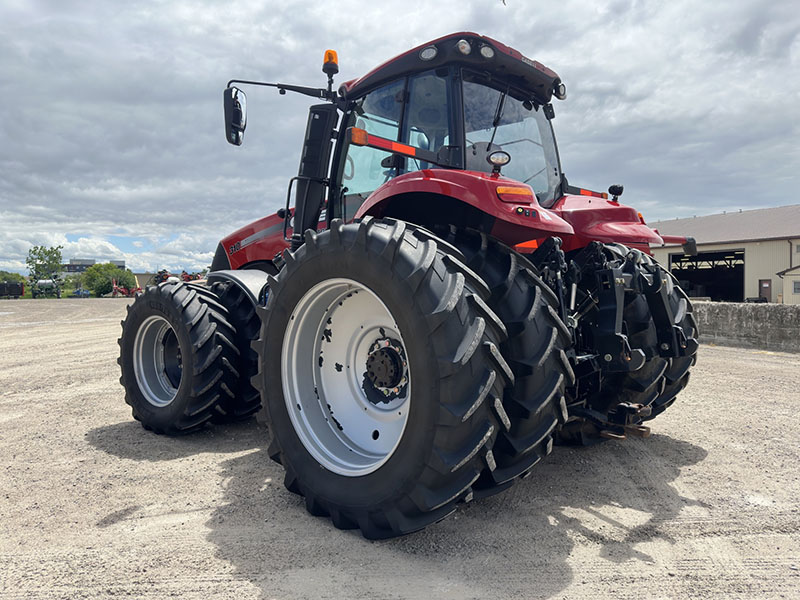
1, 298, 798, 599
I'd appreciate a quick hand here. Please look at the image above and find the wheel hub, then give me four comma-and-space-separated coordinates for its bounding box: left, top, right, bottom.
161, 330, 182, 389
365, 338, 408, 401
133, 315, 182, 407
281, 278, 412, 476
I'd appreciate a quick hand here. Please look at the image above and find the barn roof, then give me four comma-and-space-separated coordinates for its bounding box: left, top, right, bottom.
652, 204, 800, 245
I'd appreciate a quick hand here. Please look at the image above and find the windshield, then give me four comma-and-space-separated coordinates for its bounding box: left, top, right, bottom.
462, 71, 562, 206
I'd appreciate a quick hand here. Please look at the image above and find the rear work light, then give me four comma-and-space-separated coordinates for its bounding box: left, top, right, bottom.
496, 185, 534, 203
419, 46, 437, 61
487, 151, 510, 166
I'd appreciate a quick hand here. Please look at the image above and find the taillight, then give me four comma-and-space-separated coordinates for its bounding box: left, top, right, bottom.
496, 185, 534, 203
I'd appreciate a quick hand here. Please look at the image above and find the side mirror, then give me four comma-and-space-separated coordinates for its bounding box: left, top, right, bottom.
223, 87, 247, 146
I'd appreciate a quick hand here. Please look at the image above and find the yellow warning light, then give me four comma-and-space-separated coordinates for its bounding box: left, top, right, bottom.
323, 49, 339, 75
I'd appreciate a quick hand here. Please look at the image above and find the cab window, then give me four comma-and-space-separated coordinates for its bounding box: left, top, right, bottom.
401, 69, 453, 171
340, 80, 404, 216
462, 70, 561, 205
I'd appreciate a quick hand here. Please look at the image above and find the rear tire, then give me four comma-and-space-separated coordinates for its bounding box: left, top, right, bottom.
118, 281, 239, 435
642, 274, 697, 420
254, 218, 510, 539
441, 228, 572, 493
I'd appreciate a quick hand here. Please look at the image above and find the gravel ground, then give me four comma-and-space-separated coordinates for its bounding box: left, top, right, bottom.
1, 298, 798, 600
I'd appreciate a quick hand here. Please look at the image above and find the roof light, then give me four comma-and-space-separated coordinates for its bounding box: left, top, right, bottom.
479, 44, 495, 59
419, 46, 438, 61
554, 81, 567, 100
456, 39, 472, 55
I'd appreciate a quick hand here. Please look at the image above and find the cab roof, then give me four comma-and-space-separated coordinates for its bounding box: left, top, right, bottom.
339, 32, 562, 103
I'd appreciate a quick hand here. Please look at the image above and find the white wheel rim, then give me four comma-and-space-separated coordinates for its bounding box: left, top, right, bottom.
281, 278, 411, 477
133, 315, 182, 407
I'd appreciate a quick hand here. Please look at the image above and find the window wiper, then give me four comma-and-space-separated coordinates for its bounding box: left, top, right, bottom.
487, 87, 508, 149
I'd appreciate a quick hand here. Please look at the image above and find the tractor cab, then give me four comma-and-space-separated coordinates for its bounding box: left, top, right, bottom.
326, 33, 567, 232
223, 33, 569, 250
331, 62, 564, 221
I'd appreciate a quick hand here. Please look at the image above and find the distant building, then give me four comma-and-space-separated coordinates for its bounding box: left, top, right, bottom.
651, 204, 800, 304
61, 258, 126, 274
63, 259, 95, 273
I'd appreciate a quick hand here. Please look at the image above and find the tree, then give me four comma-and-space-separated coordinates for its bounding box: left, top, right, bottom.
64, 272, 85, 291
0, 270, 25, 284
84, 263, 136, 297
26, 245, 63, 285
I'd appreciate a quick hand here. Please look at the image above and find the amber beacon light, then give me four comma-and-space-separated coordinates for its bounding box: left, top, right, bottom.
323, 49, 339, 75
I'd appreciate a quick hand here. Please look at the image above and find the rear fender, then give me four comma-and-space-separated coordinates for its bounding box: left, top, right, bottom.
207, 269, 270, 308
355, 169, 574, 246
551, 194, 664, 253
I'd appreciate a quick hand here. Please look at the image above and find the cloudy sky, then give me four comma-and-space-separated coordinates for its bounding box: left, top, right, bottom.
1, 0, 798, 274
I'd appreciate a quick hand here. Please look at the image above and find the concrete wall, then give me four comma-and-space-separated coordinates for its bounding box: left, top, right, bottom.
692, 300, 800, 353
652, 238, 800, 302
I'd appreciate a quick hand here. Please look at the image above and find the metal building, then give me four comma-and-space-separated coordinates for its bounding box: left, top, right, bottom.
650, 204, 800, 304
61, 258, 126, 273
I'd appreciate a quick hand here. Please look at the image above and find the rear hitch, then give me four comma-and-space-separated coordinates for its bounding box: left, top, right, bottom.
592, 267, 645, 372
597, 423, 650, 440
624, 424, 651, 438
637, 261, 699, 358
567, 400, 652, 441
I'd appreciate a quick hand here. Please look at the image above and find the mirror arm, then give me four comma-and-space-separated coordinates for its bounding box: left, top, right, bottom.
226, 79, 337, 102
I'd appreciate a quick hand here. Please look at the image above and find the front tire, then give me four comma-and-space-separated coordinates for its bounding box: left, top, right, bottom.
255, 218, 510, 539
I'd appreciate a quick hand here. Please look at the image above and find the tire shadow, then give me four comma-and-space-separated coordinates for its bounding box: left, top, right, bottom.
204, 428, 708, 600
85, 419, 262, 462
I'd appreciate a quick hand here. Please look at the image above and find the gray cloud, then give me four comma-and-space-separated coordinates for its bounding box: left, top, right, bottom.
1, 0, 798, 273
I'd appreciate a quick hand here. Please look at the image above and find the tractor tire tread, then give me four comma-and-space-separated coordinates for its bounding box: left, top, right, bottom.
254, 218, 508, 539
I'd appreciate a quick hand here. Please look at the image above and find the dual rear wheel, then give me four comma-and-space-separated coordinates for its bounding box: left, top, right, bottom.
253, 219, 570, 538
118, 219, 695, 538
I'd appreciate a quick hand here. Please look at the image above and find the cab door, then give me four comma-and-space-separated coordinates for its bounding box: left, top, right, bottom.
333, 68, 458, 221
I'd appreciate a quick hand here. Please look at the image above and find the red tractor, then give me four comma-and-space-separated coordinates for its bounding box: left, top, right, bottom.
118, 33, 698, 539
